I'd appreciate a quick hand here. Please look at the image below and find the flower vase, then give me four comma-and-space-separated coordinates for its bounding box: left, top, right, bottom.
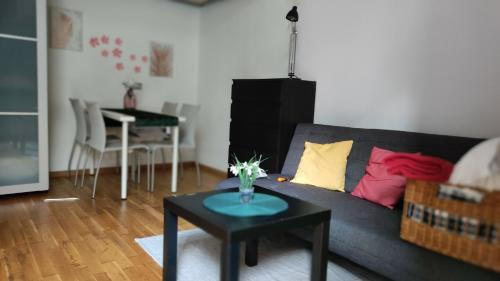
239, 184, 255, 204
123, 89, 137, 110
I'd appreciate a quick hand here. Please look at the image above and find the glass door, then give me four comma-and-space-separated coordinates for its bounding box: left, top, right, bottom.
0, 0, 48, 194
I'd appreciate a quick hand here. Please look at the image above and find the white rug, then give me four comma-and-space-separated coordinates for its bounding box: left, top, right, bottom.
135, 229, 386, 281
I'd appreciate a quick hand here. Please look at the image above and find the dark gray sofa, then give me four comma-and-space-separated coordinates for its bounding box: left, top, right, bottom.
218, 123, 500, 281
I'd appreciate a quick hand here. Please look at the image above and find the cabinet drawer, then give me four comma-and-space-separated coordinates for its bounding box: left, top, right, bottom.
230, 101, 281, 125
229, 123, 279, 149
232, 80, 283, 102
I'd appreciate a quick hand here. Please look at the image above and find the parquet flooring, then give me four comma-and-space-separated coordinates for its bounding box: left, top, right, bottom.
0, 166, 224, 281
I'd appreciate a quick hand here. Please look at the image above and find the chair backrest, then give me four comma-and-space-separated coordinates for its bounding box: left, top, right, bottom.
161, 102, 181, 116
85, 101, 107, 151
179, 103, 200, 146
69, 98, 87, 143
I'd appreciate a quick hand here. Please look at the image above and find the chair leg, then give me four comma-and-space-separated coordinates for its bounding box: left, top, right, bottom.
161, 148, 167, 171
92, 151, 104, 199
194, 147, 201, 187
67, 140, 77, 177
115, 151, 120, 173
137, 151, 141, 184
179, 150, 184, 178
74, 144, 84, 187
195, 161, 201, 187
147, 150, 151, 191
131, 152, 136, 182
91, 149, 96, 175
80, 146, 91, 188
151, 149, 156, 192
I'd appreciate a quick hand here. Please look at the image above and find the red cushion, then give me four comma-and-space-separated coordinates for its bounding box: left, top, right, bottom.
351, 147, 410, 209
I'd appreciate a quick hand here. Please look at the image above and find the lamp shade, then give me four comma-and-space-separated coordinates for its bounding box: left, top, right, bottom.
286, 6, 298, 22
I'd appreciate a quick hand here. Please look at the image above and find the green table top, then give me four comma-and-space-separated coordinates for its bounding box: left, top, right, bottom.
203, 192, 289, 217
104, 108, 178, 127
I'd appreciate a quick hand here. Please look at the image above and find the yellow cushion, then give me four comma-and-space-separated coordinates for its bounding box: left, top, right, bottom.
291, 140, 354, 192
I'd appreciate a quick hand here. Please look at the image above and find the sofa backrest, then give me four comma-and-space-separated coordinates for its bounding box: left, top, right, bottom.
281, 123, 483, 193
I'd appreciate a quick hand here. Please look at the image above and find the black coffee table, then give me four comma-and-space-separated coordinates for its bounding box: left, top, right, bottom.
163, 186, 331, 281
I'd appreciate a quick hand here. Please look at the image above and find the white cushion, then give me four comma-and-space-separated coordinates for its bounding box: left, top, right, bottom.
450, 137, 500, 191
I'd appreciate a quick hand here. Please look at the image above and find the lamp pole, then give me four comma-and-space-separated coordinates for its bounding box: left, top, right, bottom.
288, 21, 297, 78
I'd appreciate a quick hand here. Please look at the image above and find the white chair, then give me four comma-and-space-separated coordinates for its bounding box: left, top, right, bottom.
162, 101, 181, 116
147, 103, 201, 191
68, 98, 89, 187
133, 102, 182, 168
81, 102, 151, 198
159, 101, 181, 166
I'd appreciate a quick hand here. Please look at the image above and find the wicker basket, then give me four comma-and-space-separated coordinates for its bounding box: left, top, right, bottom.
400, 180, 500, 272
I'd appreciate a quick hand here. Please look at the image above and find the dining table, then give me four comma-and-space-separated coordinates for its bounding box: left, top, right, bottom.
101, 108, 186, 200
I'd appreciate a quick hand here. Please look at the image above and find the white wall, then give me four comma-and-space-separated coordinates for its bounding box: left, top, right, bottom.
48, 0, 200, 171
49, 0, 500, 172
297, 0, 500, 138
197, 0, 500, 171
197, 0, 294, 170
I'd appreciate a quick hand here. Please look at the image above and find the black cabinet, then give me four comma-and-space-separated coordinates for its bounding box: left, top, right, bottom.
228, 78, 316, 176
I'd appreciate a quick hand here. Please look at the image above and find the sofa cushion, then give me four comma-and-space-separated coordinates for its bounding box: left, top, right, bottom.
291, 140, 353, 192
217, 175, 499, 281
282, 124, 483, 192
351, 147, 410, 209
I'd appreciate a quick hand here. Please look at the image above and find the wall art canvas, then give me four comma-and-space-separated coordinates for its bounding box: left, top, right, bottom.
49, 7, 83, 51
149, 42, 173, 77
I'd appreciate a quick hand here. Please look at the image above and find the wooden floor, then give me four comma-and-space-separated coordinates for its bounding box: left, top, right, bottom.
0, 165, 224, 281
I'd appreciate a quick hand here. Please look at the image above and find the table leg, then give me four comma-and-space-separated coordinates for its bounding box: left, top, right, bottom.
311, 220, 329, 281
163, 209, 178, 281
221, 240, 239, 281
245, 239, 258, 267
171, 126, 179, 193
121, 121, 129, 200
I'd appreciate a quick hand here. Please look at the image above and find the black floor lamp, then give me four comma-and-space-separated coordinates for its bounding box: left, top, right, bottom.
286, 6, 299, 79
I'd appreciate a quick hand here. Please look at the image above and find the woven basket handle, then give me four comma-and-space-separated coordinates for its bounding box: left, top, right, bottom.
441, 182, 492, 194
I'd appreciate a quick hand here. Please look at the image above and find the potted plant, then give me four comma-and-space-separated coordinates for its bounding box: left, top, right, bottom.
229, 154, 266, 203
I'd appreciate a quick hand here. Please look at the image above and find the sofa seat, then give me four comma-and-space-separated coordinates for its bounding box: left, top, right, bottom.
218, 174, 499, 281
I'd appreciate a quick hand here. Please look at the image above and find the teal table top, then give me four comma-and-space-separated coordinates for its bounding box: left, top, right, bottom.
203, 192, 289, 217
104, 108, 179, 127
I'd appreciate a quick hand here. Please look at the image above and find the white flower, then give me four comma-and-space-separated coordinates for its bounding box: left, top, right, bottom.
230, 165, 239, 176
257, 168, 267, 178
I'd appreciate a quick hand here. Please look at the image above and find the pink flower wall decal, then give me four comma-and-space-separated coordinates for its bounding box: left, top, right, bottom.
101, 50, 109, 57
141, 55, 148, 63
89, 37, 100, 48
112, 48, 122, 58
101, 35, 109, 44
115, 62, 124, 71
115, 37, 123, 46
134, 66, 141, 73
130, 54, 136, 61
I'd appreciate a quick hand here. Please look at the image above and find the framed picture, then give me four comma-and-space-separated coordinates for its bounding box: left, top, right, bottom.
149, 41, 173, 77
49, 7, 83, 51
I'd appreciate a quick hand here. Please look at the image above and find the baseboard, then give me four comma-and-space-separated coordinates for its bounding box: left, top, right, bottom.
199, 164, 226, 178
50, 162, 227, 179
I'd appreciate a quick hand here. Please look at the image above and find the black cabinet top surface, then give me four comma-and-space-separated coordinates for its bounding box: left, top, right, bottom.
233, 78, 316, 84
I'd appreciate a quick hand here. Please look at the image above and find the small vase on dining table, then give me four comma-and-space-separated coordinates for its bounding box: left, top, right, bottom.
123, 88, 137, 110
